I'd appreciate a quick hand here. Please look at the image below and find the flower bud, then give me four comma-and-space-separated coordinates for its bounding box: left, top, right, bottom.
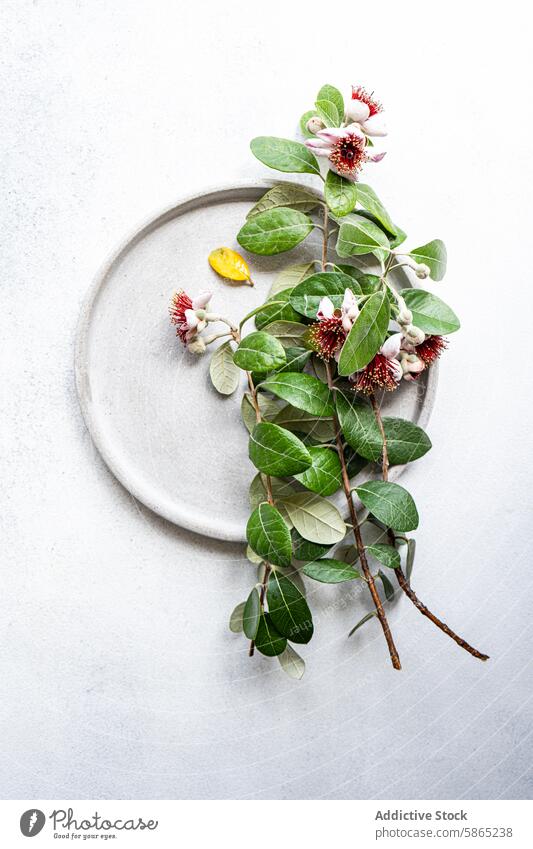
403, 324, 426, 346
187, 336, 207, 355
415, 263, 431, 279
306, 116, 325, 134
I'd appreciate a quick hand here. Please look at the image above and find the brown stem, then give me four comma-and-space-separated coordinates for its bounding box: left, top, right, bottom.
325, 363, 401, 670
370, 396, 489, 662
246, 369, 274, 655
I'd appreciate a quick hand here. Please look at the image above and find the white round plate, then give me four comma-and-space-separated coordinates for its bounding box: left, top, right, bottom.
75, 181, 437, 541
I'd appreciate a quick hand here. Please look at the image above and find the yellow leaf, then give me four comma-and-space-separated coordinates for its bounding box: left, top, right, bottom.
208, 247, 253, 284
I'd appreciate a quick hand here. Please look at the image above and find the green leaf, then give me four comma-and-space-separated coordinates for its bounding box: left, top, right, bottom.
262, 320, 311, 347
378, 569, 396, 602
277, 346, 312, 373
336, 264, 382, 295
268, 262, 315, 297
278, 644, 305, 679
250, 136, 320, 175
356, 480, 419, 532
348, 611, 377, 637
299, 110, 318, 139
406, 538, 416, 581
379, 418, 432, 465
248, 473, 295, 511
249, 422, 312, 477
229, 601, 246, 633
366, 543, 401, 570
315, 99, 340, 127
237, 207, 314, 256
281, 492, 346, 544
316, 84, 344, 118
255, 613, 287, 657
241, 392, 280, 433
399, 289, 460, 335
303, 558, 361, 583
324, 170, 358, 216
292, 530, 332, 562
337, 290, 389, 376
274, 405, 334, 442
336, 396, 432, 465
267, 572, 313, 644
233, 331, 287, 372
243, 588, 261, 639
355, 184, 397, 235
247, 184, 320, 219
246, 502, 292, 568
290, 271, 361, 318
246, 544, 263, 565
389, 224, 407, 249
260, 373, 334, 417
209, 340, 240, 395
294, 446, 342, 496
254, 289, 301, 330
336, 214, 391, 261
409, 239, 447, 281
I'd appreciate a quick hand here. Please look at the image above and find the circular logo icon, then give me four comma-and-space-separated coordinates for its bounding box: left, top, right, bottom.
20, 809, 46, 837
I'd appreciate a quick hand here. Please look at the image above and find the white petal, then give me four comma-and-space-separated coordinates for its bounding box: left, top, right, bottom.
365, 149, 387, 163
316, 127, 351, 142
341, 287, 357, 313
345, 100, 370, 123
390, 359, 403, 382
343, 122, 366, 139
192, 290, 212, 309
342, 315, 353, 333
361, 114, 388, 137
184, 308, 199, 329
317, 296, 335, 319
381, 332, 402, 359
305, 138, 332, 157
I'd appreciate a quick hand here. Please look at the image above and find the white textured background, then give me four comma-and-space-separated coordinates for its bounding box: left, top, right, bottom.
2, 0, 532, 800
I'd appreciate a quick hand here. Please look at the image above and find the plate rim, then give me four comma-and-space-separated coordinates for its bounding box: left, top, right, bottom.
75, 179, 438, 542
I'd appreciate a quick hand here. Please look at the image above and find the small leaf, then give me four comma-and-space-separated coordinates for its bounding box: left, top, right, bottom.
294, 446, 342, 496
250, 136, 320, 175
268, 262, 315, 297
336, 214, 390, 261
281, 492, 346, 544
303, 558, 361, 583
278, 644, 305, 679
291, 530, 332, 562
209, 341, 240, 395
254, 289, 301, 330
409, 239, 447, 281
366, 543, 401, 570
241, 392, 280, 433
246, 502, 292, 568
356, 480, 419, 532
262, 320, 310, 347
348, 611, 377, 637
267, 572, 313, 644
249, 422, 312, 477
406, 538, 416, 581
260, 373, 334, 417
238, 207, 314, 256
247, 184, 320, 219
246, 544, 263, 565
399, 289, 460, 335
337, 290, 389, 376
208, 247, 252, 282
300, 110, 318, 139
243, 588, 261, 639
233, 331, 287, 372
316, 84, 344, 118
255, 613, 287, 657
315, 98, 340, 127
290, 271, 360, 318
324, 170, 358, 217
229, 601, 246, 633
355, 184, 397, 235
378, 569, 396, 602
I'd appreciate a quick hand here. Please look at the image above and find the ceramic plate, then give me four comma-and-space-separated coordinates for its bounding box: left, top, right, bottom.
75, 181, 437, 541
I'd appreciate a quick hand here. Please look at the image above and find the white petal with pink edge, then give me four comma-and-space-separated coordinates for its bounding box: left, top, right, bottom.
361, 113, 388, 137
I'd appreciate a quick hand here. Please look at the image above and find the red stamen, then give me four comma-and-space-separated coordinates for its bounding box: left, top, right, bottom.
170, 289, 193, 343
309, 317, 346, 360
352, 353, 400, 394
416, 335, 447, 365
329, 133, 366, 177
351, 86, 382, 117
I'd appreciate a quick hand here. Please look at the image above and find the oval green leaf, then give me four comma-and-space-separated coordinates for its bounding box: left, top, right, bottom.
292, 530, 332, 561
255, 612, 287, 657
233, 331, 287, 373
337, 290, 390, 376
293, 446, 342, 496
260, 373, 334, 417
336, 214, 390, 260
324, 170, 358, 216
281, 492, 346, 544
315, 98, 340, 127
249, 422, 312, 477
243, 588, 261, 639
290, 271, 360, 318
238, 207, 314, 256
316, 84, 344, 118
250, 136, 320, 175
247, 184, 319, 219
262, 320, 311, 348
267, 572, 313, 644
209, 340, 240, 395
246, 502, 292, 568
254, 289, 301, 330
355, 184, 397, 235
268, 261, 316, 297
303, 558, 361, 583
356, 480, 419, 532
366, 543, 401, 570
229, 601, 246, 633
278, 644, 305, 679
409, 239, 447, 281
399, 289, 460, 335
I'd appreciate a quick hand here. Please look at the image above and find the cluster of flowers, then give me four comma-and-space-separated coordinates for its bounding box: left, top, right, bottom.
309, 287, 446, 394
305, 86, 387, 181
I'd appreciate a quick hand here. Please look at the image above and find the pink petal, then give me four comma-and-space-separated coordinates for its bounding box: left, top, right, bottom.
316, 127, 351, 143
192, 290, 212, 309
365, 150, 387, 163
361, 114, 388, 137
305, 138, 332, 157
381, 332, 402, 359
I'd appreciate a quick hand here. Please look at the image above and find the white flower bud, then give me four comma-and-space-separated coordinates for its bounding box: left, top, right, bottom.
187, 336, 207, 355
397, 305, 413, 326
306, 116, 325, 134
403, 324, 426, 346
195, 308, 207, 321
415, 263, 431, 279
